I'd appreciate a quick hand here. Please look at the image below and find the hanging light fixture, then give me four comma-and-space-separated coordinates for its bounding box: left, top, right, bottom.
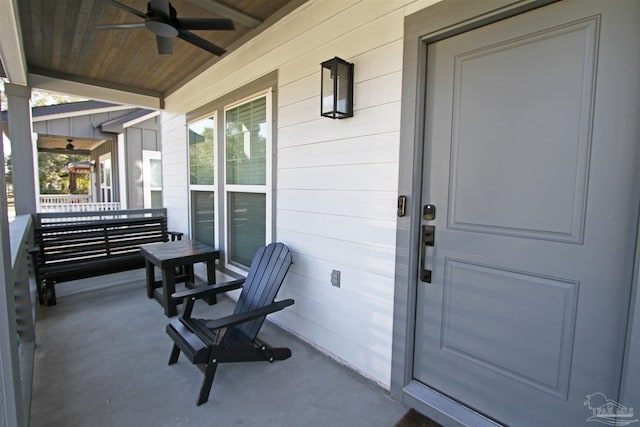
320, 56, 354, 119
65, 139, 75, 150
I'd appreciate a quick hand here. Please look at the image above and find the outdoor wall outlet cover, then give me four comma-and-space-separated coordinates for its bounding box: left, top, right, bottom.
331, 270, 341, 287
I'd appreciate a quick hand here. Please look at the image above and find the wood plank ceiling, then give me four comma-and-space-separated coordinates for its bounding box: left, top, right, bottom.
13, 0, 298, 98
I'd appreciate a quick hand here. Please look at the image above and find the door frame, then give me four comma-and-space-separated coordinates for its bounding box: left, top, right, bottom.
390, 0, 640, 424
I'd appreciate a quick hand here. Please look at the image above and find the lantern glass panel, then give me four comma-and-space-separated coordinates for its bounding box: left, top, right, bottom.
336, 60, 350, 116
321, 64, 335, 116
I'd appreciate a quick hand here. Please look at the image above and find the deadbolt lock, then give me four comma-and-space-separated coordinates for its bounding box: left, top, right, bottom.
423, 204, 436, 220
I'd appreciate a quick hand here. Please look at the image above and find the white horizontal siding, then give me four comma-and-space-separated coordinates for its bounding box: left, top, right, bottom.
163, 0, 441, 388
277, 189, 397, 220
279, 163, 399, 192
279, 132, 399, 168
279, 102, 401, 148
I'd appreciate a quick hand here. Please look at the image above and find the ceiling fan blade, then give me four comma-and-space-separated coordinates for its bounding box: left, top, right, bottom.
176, 18, 235, 31
156, 36, 173, 55
104, 0, 147, 20
150, 0, 171, 17
177, 30, 226, 56
96, 23, 146, 30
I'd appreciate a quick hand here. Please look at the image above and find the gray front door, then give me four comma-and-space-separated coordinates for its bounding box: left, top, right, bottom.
413, 1, 640, 426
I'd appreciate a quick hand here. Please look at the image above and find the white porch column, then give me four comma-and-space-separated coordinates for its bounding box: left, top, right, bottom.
5, 83, 37, 215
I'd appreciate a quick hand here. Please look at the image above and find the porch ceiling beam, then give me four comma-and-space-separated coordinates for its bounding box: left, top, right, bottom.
187, 0, 262, 28
0, 0, 28, 85
37, 147, 91, 155
28, 70, 164, 110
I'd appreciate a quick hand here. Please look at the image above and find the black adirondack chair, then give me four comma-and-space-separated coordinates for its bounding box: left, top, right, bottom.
165, 242, 294, 405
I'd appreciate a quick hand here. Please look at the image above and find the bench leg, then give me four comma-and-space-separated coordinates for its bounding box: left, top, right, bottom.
36, 281, 45, 305
45, 282, 57, 306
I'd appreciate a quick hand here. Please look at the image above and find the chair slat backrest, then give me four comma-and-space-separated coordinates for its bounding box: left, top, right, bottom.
232, 243, 292, 341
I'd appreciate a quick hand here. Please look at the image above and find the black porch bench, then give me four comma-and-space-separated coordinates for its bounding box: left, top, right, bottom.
31, 208, 182, 306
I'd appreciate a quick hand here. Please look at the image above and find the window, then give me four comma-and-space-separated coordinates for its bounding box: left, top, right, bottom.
188, 116, 216, 247
225, 95, 271, 266
187, 89, 273, 270
99, 153, 113, 202
142, 151, 163, 208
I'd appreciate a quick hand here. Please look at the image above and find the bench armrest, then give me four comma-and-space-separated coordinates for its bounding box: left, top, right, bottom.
204, 299, 294, 330
168, 231, 184, 241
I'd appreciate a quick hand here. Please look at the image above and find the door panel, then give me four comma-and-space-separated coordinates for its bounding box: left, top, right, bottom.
447, 17, 596, 243
440, 259, 578, 398
413, 1, 640, 426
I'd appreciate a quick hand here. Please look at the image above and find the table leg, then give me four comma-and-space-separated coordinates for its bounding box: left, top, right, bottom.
162, 267, 178, 317
186, 264, 195, 285
145, 260, 155, 299
205, 260, 217, 305
206, 260, 216, 285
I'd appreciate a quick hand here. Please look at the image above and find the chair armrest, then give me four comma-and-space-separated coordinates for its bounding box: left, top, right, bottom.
171, 279, 245, 301
168, 231, 184, 241
204, 299, 294, 330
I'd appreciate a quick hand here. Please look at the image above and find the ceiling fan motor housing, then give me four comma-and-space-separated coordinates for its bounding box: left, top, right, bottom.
145, 18, 178, 37
145, 2, 179, 37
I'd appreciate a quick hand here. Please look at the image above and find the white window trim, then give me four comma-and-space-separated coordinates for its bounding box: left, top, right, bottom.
98, 153, 113, 203
222, 89, 273, 273
142, 150, 162, 208
117, 134, 127, 209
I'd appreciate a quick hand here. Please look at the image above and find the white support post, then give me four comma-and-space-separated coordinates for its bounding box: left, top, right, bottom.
5, 83, 36, 215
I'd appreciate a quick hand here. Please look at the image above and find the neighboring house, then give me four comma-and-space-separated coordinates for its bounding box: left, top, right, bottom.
1, 1, 640, 426
2, 101, 163, 209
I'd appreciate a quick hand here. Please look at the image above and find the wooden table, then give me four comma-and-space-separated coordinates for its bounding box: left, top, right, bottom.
140, 239, 220, 317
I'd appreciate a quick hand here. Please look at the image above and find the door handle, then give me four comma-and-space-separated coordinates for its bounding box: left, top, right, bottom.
420, 225, 435, 283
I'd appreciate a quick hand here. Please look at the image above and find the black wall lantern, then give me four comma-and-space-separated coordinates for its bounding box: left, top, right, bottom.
321, 57, 354, 119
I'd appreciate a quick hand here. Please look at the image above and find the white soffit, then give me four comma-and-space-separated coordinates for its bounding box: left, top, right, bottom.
0, 0, 28, 85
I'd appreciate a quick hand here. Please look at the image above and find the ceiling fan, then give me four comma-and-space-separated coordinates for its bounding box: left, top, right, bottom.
98, 0, 235, 55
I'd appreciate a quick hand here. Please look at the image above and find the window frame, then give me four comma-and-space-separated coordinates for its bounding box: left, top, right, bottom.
223, 90, 273, 271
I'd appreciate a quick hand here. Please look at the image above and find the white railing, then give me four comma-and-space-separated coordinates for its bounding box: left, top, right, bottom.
1, 214, 35, 427
39, 195, 121, 213
39, 195, 91, 205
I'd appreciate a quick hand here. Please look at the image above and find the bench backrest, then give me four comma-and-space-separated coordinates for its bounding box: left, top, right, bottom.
33, 209, 170, 267
34, 208, 168, 227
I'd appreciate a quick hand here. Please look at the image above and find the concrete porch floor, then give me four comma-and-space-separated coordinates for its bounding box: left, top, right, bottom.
29, 271, 410, 427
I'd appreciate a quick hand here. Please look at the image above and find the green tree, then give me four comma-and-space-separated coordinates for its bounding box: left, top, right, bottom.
4, 154, 11, 185
38, 152, 89, 194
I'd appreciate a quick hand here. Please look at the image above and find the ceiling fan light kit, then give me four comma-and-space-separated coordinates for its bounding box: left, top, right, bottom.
100, 0, 235, 55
